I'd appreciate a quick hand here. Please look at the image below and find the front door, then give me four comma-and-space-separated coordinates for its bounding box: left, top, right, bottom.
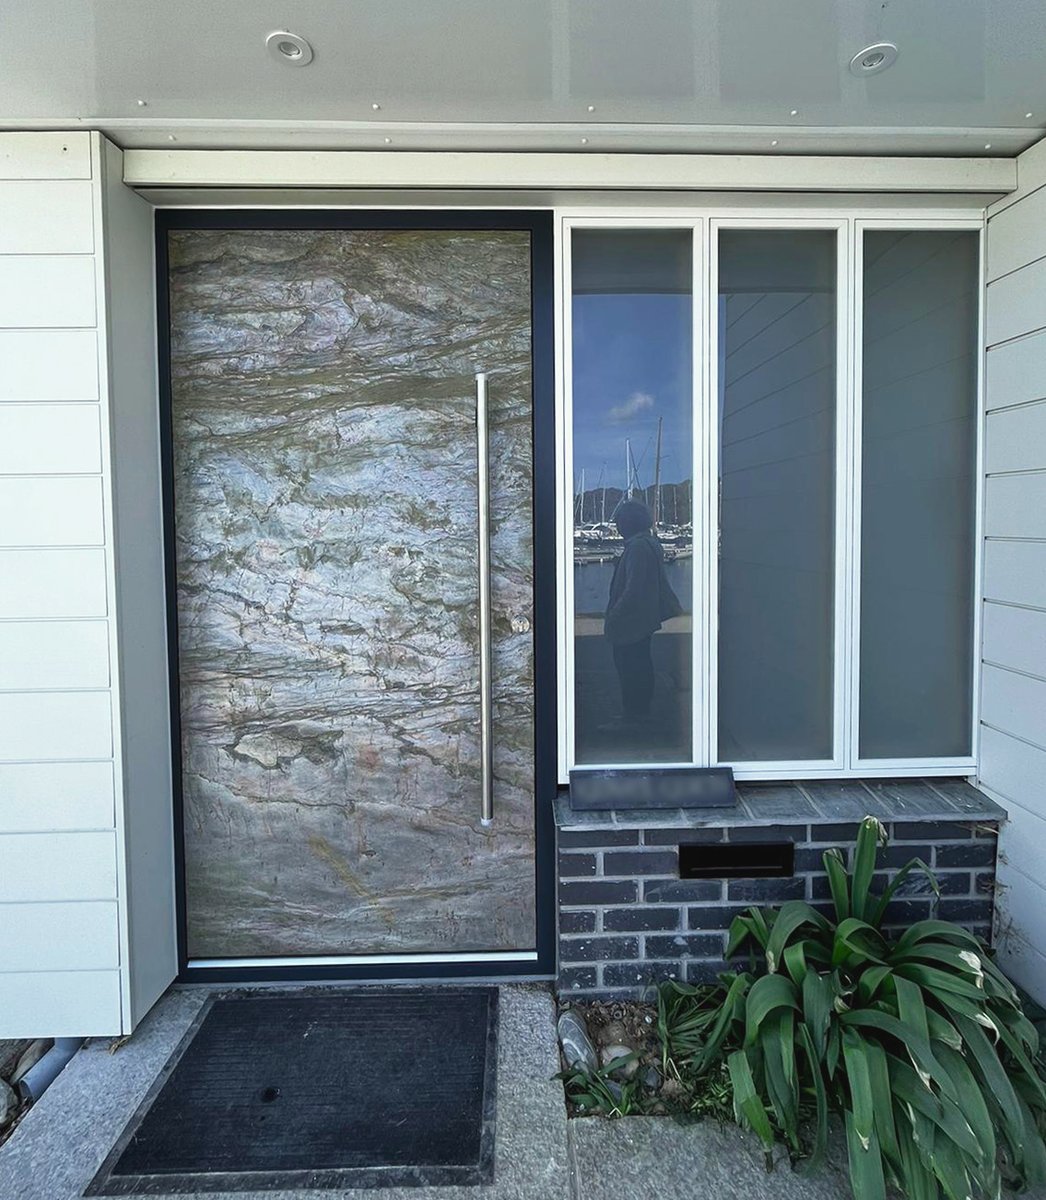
161, 214, 551, 970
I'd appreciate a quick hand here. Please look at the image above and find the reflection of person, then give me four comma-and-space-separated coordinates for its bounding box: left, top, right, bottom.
604, 501, 682, 722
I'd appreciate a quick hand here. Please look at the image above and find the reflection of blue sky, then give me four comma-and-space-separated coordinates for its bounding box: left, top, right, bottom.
572, 293, 693, 489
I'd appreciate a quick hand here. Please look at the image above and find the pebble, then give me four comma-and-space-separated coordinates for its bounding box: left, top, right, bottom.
600, 1043, 639, 1077
557, 1009, 598, 1073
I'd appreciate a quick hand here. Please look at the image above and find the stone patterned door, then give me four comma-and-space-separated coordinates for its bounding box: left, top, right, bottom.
166, 226, 536, 961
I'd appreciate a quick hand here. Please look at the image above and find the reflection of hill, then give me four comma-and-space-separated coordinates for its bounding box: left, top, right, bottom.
573, 480, 693, 526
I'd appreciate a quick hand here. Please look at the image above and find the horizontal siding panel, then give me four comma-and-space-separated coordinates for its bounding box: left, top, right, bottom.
984, 472, 1046, 539
988, 184, 1046, 282
0, 329, 98, 401
0, 831, 117, 901
0, 256, 96, 328
0, 619, 109, 690
981, 663, 1046, 751
986, 398, 1046, 474
987, 255, 1046, 346
0, 691, 112, 760
983, 539, 1046, 609
0, 761, 114, 832
0, 970, 121, 1038
0, 133, 91, 180
994, 863, 1046, 1003
0, 477, 104, 546
0, 181, 94, 255
0, 901, 119, 971
980, 726, 1046, 822
0, 548, 108, 617
987, 328, 1046, 411
0, 403, 101, 474
982, 603, 1046, 680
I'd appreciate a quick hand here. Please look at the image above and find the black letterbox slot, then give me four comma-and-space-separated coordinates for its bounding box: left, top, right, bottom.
679, 841, 794, 879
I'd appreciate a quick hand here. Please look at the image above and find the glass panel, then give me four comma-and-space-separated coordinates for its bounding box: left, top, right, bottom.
169, 228, 535, 958
859, 230, 978, 759
717, 230, 837, 762
571, 230, 694, 765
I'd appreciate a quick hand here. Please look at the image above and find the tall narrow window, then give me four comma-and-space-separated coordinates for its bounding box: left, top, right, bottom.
571, 230, 693, 765
717, 230, 837, 763
859, 231, 978, 759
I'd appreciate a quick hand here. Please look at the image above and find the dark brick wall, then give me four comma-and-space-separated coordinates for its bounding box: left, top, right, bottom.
557, 819, 999, 998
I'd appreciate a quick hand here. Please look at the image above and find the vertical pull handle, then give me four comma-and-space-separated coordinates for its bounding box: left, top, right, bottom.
476, 372, 494, 827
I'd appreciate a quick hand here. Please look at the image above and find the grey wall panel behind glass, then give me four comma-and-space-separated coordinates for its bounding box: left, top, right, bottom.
717, 230, 837, 763
571, 230, 693, 765
859, 230, 979, 759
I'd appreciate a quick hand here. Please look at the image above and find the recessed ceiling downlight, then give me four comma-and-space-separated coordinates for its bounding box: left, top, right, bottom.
849, 42, 898, 77
266, 30, 314, 66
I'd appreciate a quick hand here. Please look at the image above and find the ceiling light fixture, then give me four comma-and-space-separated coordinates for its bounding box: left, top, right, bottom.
849, 42, 899, 76
265, 30, 314, 67
771, 139, 779, 147
789, 108, 798, 116
1026, 112, 1035, 119
985, 142, 993, 150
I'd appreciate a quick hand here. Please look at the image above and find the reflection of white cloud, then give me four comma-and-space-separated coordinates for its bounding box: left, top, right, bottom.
608, 391, 655, 422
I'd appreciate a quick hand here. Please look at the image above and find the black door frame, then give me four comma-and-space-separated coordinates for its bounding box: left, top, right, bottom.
156, 209, 557, 983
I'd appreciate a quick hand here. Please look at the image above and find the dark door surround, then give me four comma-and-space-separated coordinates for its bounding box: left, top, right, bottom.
155, 209, 557, 983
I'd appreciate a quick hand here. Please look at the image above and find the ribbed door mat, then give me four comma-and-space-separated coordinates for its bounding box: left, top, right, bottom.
86, 987, 498, 1194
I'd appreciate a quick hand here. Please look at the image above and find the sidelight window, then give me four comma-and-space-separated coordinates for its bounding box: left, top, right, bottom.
561, 215, 982, 781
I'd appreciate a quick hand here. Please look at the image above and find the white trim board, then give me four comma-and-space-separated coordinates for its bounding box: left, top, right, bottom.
123, 150, 1018, 194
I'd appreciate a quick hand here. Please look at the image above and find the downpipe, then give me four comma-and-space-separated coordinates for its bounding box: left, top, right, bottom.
16, 1039, 83, 1103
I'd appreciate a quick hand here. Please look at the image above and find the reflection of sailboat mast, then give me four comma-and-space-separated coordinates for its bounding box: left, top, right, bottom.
652, 416, 663, 532
600, 463, 607, 524
625, 439, 632, 499
575, 467, 585, 523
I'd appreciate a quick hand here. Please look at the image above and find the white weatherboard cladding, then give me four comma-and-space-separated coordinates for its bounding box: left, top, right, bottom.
982, 133, 1046, 1005
0, 131, 172, 1037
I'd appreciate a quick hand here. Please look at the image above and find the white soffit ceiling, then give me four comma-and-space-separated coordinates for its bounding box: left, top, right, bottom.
3, 0, 1046, 156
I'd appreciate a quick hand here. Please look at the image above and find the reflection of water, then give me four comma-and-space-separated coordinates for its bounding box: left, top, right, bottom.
574, 557, 693, 615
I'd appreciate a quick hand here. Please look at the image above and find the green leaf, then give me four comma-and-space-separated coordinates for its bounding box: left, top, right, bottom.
856, 963, 892, 1006
894, 975, 930, 1044
851, 816, 886, 924
894, 962, 987, 1002
743, 973, 799, 1047
865, 1039, 900, 1167
796, 1022, 829, 1172
727, 1049, 774, 1148
894, 920, 982, 955
832, 917, 888, 968
843, 1028, 876, 1151
764, 900, 829, 975
845, 1110, 887, 1200
802, 969, 832, 1058
823, 847, 851, 923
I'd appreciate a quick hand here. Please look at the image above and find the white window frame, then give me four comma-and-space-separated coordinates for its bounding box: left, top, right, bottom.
556, 205, 985, 785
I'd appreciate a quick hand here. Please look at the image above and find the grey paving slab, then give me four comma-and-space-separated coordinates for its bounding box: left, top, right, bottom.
569, 1116, 853, 1200
0, 984, 570, 1200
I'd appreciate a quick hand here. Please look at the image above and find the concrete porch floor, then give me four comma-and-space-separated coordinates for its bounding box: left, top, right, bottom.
0, 983, 858, 1200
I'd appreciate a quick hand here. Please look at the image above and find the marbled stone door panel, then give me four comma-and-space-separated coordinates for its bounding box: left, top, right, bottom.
167, 228, 535, 959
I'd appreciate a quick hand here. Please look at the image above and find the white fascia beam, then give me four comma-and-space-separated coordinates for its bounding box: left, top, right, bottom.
123, 150, 1017, 194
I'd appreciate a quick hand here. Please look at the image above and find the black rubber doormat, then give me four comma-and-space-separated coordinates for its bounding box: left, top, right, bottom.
86, 987, 498, 1195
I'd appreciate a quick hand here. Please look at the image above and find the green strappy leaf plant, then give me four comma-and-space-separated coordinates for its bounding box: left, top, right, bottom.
655, 816, 1046, 1200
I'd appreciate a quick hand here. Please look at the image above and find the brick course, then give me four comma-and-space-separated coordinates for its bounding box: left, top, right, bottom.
557, 814, 1000, 999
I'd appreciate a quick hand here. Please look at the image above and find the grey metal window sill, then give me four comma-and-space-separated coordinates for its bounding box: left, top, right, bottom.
553, 778, 1006, 831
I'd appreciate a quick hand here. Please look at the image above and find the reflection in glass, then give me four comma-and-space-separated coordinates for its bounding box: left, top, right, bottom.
859, 231, 978, 758
717, 230, 837, 762
571, 230, 693, 764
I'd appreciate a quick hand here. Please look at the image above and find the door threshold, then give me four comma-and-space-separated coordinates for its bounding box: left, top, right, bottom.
189, 950, 540, 970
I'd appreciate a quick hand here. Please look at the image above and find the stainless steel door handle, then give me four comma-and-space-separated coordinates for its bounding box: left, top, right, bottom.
476, 372, 494, 827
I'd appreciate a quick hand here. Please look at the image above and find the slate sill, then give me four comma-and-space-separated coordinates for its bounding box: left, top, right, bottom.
554, 777, 1006, 831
